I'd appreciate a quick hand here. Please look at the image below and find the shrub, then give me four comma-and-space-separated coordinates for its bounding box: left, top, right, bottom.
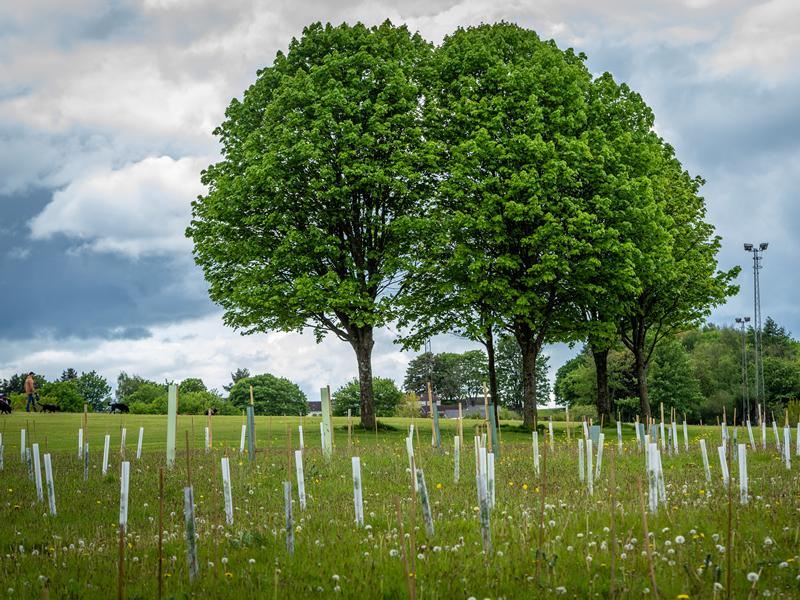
395, 393, 421, 418
39, 380, 83, 412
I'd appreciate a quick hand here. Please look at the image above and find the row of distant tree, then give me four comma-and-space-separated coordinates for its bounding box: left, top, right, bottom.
1, 369, 112, 412
0, 366, 405, 416
555, 317, 800, 424
0, 341, 544, 417
402, 336, 550, 411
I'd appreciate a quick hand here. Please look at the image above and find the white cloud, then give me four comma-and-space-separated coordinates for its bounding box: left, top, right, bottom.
708, 0, 800, 82
0, 312, 568, 403
0, 313, 411, 400
29, 155, 208, 257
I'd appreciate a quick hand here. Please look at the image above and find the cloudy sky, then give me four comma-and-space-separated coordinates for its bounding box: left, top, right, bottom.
1, 0, 798, 399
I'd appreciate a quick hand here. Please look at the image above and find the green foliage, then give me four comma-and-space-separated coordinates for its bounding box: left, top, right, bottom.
551, 318, 800, 423
1, 373, 46, 395
39, 380, 83, 412
416, 23, 646, 428
224, 368, 250, 392
648, 339, 704, 419
177, 390, 225, 415
403, 350, 488, 403
566, 404, 598, 421
762, 356, 800, 406
332, 378, 403, 417
127, 382, 168, 408
617, 136, 739, 418
60, 368, 78, 381
495, 334, 550, 411
395, 393, 421, 418
761, 317, 797, 359
614, 397, 641, 422
228, 374, 308, 416
786, 400, 800, 426
554, 351, 594, 407
188, 21, 435, 428
76, 370, 111, 411
116, 372, 151, 402
179, 378, 207, 394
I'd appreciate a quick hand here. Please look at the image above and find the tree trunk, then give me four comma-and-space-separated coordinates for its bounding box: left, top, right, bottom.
485, 325, 500, 425
514, 327, 540, 430
633, 347, 651, 421
350, 327, 376, 430
592, 347, 612, 423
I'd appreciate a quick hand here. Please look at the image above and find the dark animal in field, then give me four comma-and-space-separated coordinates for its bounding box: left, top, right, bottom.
0, 399, 11, 414
110, 402, 130, 413
40, 403, 60, 413
207, 407, 218, 416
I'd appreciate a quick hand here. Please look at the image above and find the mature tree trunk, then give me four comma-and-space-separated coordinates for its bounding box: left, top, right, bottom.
349, 326, 376, 429
514, 325, 540, 430
592, 347, 612, 424
485, 324, 500, 425
633, 346, 651, 421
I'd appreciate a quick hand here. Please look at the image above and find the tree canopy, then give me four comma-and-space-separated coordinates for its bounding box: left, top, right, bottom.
186, 20, 740, 428
187, 21, 435, 429
332, 377, 403, 417
228, 374, 309, 416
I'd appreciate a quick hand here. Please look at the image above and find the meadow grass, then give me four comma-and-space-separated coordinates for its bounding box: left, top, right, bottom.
1, 412, 799, 598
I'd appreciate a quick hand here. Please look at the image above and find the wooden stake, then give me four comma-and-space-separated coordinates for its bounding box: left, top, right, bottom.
327, 385, 335, 449
566, 406, 571, 442
458, 402, 463, 444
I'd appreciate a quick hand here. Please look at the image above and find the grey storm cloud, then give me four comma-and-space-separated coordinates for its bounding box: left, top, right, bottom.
0, 187, 215, 341
0, 0, 798, 391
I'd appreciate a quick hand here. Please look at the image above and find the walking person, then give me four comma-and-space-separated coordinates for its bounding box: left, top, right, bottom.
25, 372, 37, 412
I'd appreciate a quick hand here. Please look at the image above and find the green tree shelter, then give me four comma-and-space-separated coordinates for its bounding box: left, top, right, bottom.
187, 22, 434, 429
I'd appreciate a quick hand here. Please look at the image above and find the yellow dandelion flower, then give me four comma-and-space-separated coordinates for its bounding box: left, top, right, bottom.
522, 484, 528, 490
436, 483, 443, 490
677, 594, 690, 599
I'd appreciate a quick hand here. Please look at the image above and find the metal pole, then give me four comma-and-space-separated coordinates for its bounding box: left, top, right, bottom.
745, 243, 767, 424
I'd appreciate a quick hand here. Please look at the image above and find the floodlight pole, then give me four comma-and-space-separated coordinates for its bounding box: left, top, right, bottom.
744, 243, 768, 423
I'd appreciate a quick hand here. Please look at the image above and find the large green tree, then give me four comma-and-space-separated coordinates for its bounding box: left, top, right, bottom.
77, 370, 112, 411
618, 143, 739, 420
228, 374, 308, 416
187, 21, 434, 429
495, 334, 550, 413
562, 73, 659, 423
332, 377, 403, 417
425, 23, 619, 428
403, 350, 482, 403
648, 339, 704, 419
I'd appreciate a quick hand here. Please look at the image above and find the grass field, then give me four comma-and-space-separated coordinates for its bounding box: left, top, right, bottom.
1, 412, 799, 598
